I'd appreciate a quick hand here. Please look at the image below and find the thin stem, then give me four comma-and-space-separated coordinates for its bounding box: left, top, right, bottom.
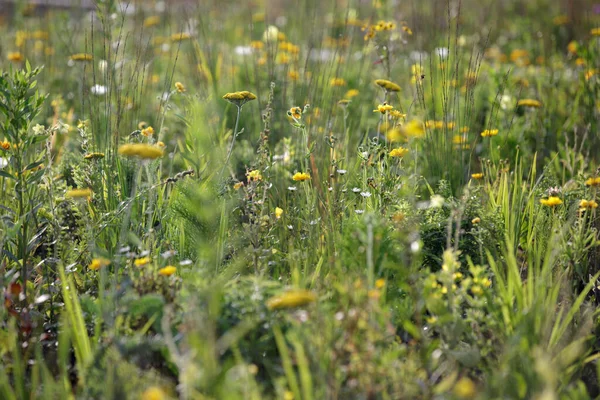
222, 105, 242, 178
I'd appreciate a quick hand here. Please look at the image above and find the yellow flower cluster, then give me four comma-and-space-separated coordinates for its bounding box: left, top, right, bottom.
134, 257, 151, 267
266, 289, 317, 310
374, 79, 401, 92
70, 53, 93, 62
292, 172, 311, 181
83, 152, 105, 160
480, 129, 499, 137
471, 173, 484, 179
89, 258, 111, 271
0, 140, 10, 150
425, 120, 455, 130
517, 99, 542, 108
175, 82, 186, 93
222, 91, 257, 107
579, 199, 598, 210
585, 177, 600, 186
389, 147, 409, 157
158, 266, 177, 276
330, 77, 346, 87
373, 102, 394, 114
118, 143, 164, 160
540, 196, 563, 207
66, 188, 92, 199
7, 52, 23, 62
141, 126, 154, 137
246, 170, 262, 182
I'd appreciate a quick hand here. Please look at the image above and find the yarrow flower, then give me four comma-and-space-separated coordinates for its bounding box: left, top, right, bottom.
373, 102, 394, 114
141, 126, 155, 137
389, 147, 409, 157
540, 196, 563, 207
222, 91, 257, 107
70, 53, 93, 62
517, 99, 542, 108
292, 172, 311, 181
266, 289, 317, 310
66, 188, 92, 199
471, 173, 484, 179
84, 152, 105, 160
480, 129, 499, 137
118, 143, 164, 160
374, 79, 401, 92
134, 257, 151, 267
89, 258, 110, 271
158, 266, 177, 276
0, 140, 10, 150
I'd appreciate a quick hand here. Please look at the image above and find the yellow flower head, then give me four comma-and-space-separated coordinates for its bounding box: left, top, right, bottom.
171, 32, 192, 42
233, 182, 244, 190
590, 28, 600, 36
401, 120, 425, 138
222, 91, 257, 107
118, 143, 164, 160
247, 170, 262, 182
292, 172, 311, 181
0, 140, 11, 150
84, 152, 105, 160
389, 147, 409, 157
330, 77, 346, 87
266, 289, 317, 310
288, 106, 303, 120
517, 99, 542, 108
275, 207, 283, 219
471, 173, 484, 180
134, 257, 151, 267
141, 386, 166, 400
141, 126, 155, 137
480, 129, 499, 137
345, 89, 359, 98
158, 266, 177, 276
66, 188, 92, 199
453, 377, 477, 399
175, 82, 186, 93
70, 53, 93, 62
89, 258, 110, 271
540, 196, 563, 207
143, 16, 161, 28
585, 177, 600, 187
375, 279, 386, 289
374, 79, 401, 92
7, 52, 24, 62
373, 102, 394, 114
579, 199, 598, 209
472, 217, 481, 224
389, 110, 406, 119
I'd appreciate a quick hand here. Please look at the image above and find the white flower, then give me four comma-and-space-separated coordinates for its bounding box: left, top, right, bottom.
435, 47, 449, 58
287, 186, 297, 191
430, 195, 445, 208
54, 121, 70, 135
263, 25, 279, 43
355, 209, 364, 214
234, 46, 253, 56
91, 84, 107, 95
360, 192, 371, 198
336, 169, 347, 175
0, 157, 8, 169
500, 94, 513, 110
32, 124, 45, 135
352, 187, 361, 193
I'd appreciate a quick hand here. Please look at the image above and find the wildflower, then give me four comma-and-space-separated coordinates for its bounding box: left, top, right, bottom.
389, 110, 406, 119
158, 266, 177, 276
7, 52, 23, 62
579, 199, 598, 210
250, 40, 264, 50
375, 279, 386, 289
540, 196, 563, 207
453, 272, 463, 280
288, 106, 302, 119
368, 289, 381, 299
246, 170, 262, 182
84, 152, 105, 160
157, 141, 165, 148
330, 77, 346, 87
32, 124, 46, 135
480, 129, 499, 137
143, 16, 160, 28
472, 217, 481, 224
70, 53, 93, 62
374, 79, 401, 92
386, 128, 403, 142
402, 120, 425, 138
453, 377, 476, 399
275, 207, 283, 219
345, 89, 359, 98
471, 173, 484, 179
373, 102, 394, 114
470, 285, 483, 296
66, 188, 92, 199
141, 126, 155, 137
0, 140, 10, 150
288, 70, 300, 81
517, 99, 542, 108
553, 15, 569, 26
89, 258, 110, 271
233, 182, 244, 190
567, 41, 578, 55
292, 172, 311, 181
266, 289, 317, 310
141, 386, 166, 400
222, 91, 257, 107
389, 147, 409, 157
263, 25, 279, 43
337, 99, 351, 107
175, 82, 186, 93
590, 28, 600, 36
171, 32, 192, 41
134, 257, 151, 267
118, 143, 164, 160
585, 177, 600, 186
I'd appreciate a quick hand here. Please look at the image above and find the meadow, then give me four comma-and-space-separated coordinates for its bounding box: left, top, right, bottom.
1, 0, 600, 398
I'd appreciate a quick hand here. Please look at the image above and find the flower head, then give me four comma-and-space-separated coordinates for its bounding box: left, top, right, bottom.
375, 79, 401, 92
0, 140, 10, 150
540, 196, 563, 207
118, 143, 164, 160
585, 177, 600, 187
579, 199, 598, 210
389, 147, 409, 157
70, 53, 93, 62
275, 207, 283, 219
7, 52, 23, 62
330, 77, 346, 87
480, 129, 499, 137
134, 257, 151, 267
158, 266, 177, 276
246, 170, 262, 182
292, 172, 311, 181
266, 289, 317, 310
222, 91, 257, 107
141, 126, 154, 137
66, 188, 92, 199
89, 258, 110, 271
517, 99, 542, 108
175, 82, 186, 93
84, 152, 105, 160
471, 173, 484, 179
373, 102, 394, 114
288, 106, 302, 120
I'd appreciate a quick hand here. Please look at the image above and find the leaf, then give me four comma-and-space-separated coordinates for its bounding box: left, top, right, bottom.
0, 170, 15, 181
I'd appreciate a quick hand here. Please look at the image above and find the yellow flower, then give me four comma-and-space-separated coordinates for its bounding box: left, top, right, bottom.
158, 266, 177, 276
143, 16, 160, 28
471, 173, 484, 179
453, 377, 476, 399
373, 102, 394, 114
118, 143, 164, 160
585, 177, 600, 187
345, 89, 359, 98
480, 129, 498, 137
292, 172, 311, 181
375, 279, 386, 289
288, 70, 300, 81
89, 258, 110, 271
134, 257, 151, 267
374, 79, 401, 92
246, 170, 262, 182
275, 207, 283, 219
567, 41, 578, 55
330, 77, 346, 87
288, 106, 302, 119
66, 188, 92, 199
222, 91, 257, 107
579, 199, 598, 210
141, 386, 166, 400
401, 120, 425, 138
175, 82, 186, 93
517, 99, 542, 108
472, 217, 481, 224
470, 285, 483, 296
70, 53, 93, 62
266, 289, 317, 310
141, 126, 154, 137
590, 28, 600, 36
250, 40, 264, 50
540, 196, 563, 207
84, 152, 105, 160
7, 52, 23, 62
233, 182, 244, 190
389, 110, 406, 119
0, 140, 11, 150
171, 32, 192, 42
389, 147, 409, 157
